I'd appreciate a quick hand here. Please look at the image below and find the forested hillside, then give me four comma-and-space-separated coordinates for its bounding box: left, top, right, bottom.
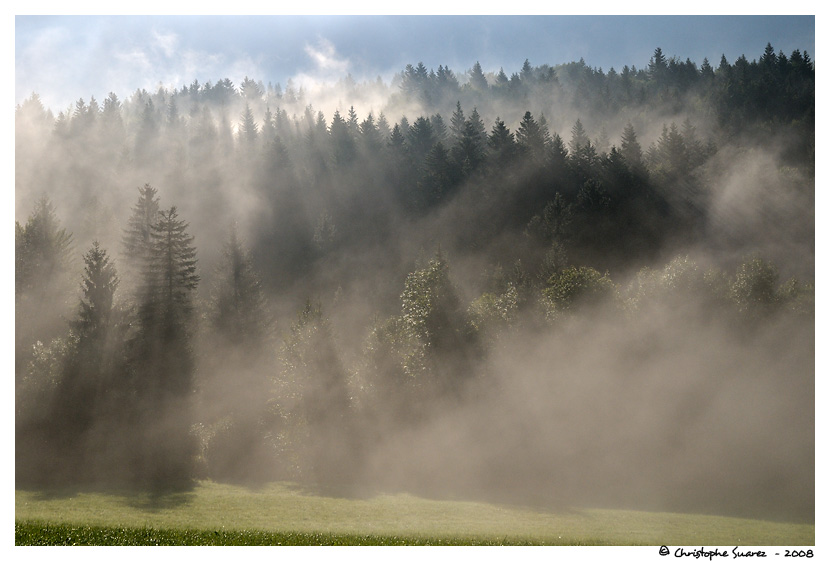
15, 44, 814, 522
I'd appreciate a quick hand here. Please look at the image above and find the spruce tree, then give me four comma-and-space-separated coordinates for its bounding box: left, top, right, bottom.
209, 227, 268, 347
122, 184, 160, 302
516, 111, 546, 163
15, 196, 73, 297
489, 117, 516, 164
449, 101, 465, 145
142, 206, 199, 337
469, 61, 489, 91
76, 242, 119, 338
238, 102, 258, 145
620, 122, 645, 172
133, 205, 200, 490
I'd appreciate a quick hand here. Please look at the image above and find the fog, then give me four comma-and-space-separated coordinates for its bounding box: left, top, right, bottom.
15, 47, 814, 524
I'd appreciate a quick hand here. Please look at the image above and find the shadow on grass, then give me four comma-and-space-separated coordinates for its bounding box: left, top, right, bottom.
17, 479, 198, 512
124, 489, 196, 512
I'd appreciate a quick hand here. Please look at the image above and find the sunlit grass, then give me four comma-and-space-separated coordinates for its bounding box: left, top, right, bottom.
15, 480, 814, 545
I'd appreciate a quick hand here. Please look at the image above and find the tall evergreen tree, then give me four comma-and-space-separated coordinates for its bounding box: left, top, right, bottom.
489, 117, 517, 165
15, 196, 74, 379
620, 122, 645, 172
58, 241, 130, 484
209, 227, 268, 347
516, 111, 546, 163
449, 101, 465, 146
122, 184, 161, 300
569, 119, 590, 155
76, 242, 120, 338
407, 115, 436, 164
15, 196, 73, 297
649, 47, 669, 82
132, 205, 200, 489
238, 102, 259, 145
469, 61, 489, 91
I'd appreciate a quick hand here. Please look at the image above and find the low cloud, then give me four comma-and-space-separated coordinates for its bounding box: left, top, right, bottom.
304, 37, 350, 75
151, 29, 179, 59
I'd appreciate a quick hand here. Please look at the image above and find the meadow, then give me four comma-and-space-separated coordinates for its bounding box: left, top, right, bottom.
15, 480, 815, 546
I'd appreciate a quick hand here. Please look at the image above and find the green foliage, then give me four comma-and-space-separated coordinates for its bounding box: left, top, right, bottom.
128, 205, 200, 490
400, 252, 469, 354
17, 334, 79, 423
777, 277, 814, 316
75, 241, 119, 337
15, 196, 73, 296
526, 193, 573, 245
516, 111, 547, 162
277, 301, 356, 487
140, 206, 200, 336
625, 256, 736, 316
730, 255, 780, 316
467, 283, 519, 340
363, 252, 479, 422
542, 265, 617, 320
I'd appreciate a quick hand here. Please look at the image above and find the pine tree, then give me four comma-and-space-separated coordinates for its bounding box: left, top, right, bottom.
346, 105, 360, 137
122, 184, 160, 300
516, 111, 546, 163
260, 105, 275, 143
450, 101, 465, 146
238, 102, 259, 145
359, 113, 382, 151
407, 116, 436, 164
15, 196, 73, 297
453, 113, 487, 175
76, 242, 119, 338
649, 47, 668, 82
132, 205, 200, 490
489, 117, 516, 164
620, 122, 645, 172
520, 59, 534, 83
469, 61, 489, 91
376, 112, 392, 142
656, 122, 688, 176
142, 206, 200, 336
569, 118, 590, 155
210, 227, 268, 347
430, 113, 448, 144
419, 141, 456, 208
43, 241, 130, 486
388, 123, 405, 149
494, 67, 510, 92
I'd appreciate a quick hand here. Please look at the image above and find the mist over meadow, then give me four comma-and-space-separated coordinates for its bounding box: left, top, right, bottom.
15, 43, 814, 523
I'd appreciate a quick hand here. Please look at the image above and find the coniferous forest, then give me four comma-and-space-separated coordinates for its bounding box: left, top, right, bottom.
15, 44, 814, 522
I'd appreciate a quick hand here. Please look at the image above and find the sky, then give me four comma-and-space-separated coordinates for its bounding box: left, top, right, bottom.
14, 13, 817, 113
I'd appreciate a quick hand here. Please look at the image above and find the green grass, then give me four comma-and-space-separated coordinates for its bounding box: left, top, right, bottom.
15, 480, 814, 546
14, 522, 562, 545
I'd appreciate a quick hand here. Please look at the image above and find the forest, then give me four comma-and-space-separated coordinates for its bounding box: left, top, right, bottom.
15, 43, 814, 522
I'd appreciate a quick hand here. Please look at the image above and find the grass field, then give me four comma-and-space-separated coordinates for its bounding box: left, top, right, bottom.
15, 480, 815, 546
